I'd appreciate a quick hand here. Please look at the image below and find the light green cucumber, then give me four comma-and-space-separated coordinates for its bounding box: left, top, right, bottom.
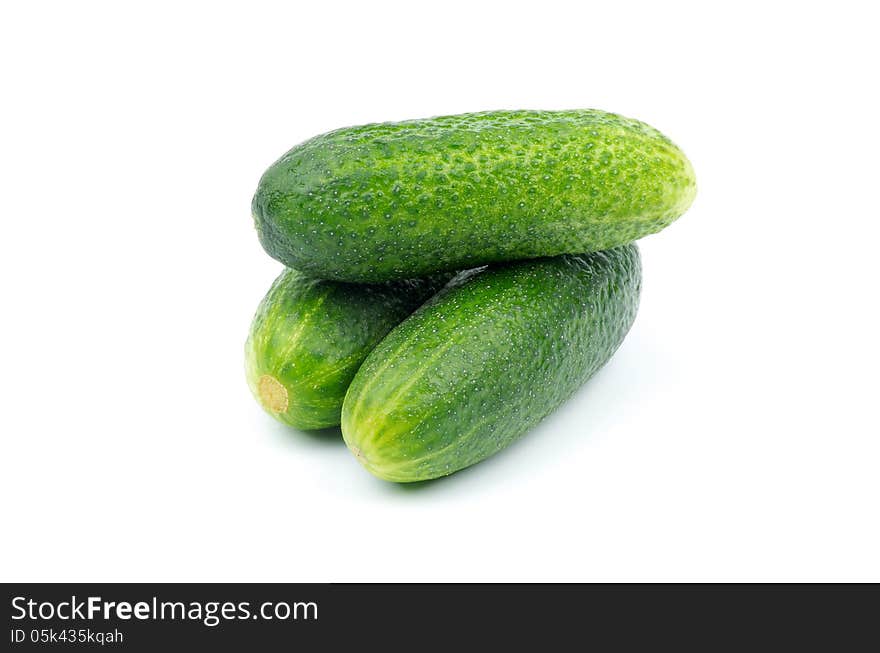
252, 109, 693, 281
341, 246, 642, 481
245, 268, 450, 430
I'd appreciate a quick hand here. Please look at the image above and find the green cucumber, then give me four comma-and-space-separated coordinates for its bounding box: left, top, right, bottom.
341, 246, 642, 481
252, 109, 693, 281
245, 268, 450, 430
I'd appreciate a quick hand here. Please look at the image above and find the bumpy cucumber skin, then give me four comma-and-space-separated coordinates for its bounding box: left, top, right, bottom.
245, 268, 450, 430
252, 109, 692, 281
341, 246, 642, 481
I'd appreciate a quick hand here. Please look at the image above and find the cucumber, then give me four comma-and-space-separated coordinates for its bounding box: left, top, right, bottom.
252, 109, 693, 281
245, 268, 450, 430
341, 246, 642, 481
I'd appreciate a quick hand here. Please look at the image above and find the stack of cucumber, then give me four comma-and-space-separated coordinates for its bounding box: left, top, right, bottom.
246, 109, 696, 482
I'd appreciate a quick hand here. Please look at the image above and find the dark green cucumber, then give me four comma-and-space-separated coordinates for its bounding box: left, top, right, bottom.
245, 268, 450, 430
252, 109, 693, 281
341, 246, 642, 481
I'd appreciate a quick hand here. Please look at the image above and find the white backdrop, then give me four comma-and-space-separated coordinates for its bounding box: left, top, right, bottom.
2, 1, 878, 581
